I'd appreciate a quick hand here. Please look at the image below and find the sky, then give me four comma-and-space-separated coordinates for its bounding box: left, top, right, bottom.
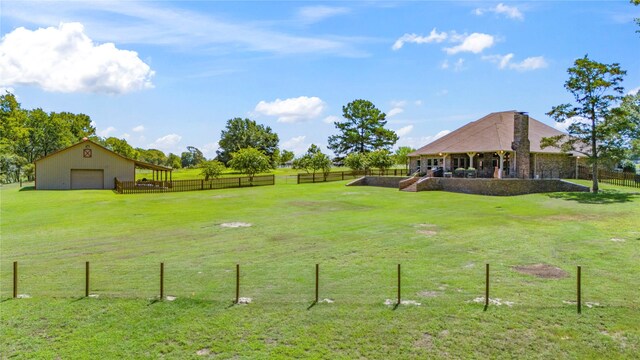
1, 1, 639, 158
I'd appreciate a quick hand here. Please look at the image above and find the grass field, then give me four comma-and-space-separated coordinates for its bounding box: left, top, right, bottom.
1, 178, 639, 358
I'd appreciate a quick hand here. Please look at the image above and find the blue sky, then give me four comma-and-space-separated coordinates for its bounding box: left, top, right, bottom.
1, 1, 639, 158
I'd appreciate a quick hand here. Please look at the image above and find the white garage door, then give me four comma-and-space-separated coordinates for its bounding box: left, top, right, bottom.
71, 170, 104, 189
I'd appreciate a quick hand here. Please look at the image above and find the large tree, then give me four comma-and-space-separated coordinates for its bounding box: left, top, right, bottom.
634, 0, 640, 33
104, 137, 139, 159
327, 99, 398, 156
542, 55, 627, 193
217, 118, 279, 166
181, 146, 204, 168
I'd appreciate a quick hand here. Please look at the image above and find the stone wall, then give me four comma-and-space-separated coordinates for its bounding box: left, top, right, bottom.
415, 177, 589, 196
346, 176, 406, 188
533, 153, 576, 179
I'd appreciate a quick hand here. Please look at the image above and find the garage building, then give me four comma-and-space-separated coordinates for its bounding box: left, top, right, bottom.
35, 138, 171, 190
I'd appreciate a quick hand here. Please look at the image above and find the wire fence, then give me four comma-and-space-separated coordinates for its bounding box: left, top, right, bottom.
2, 261, 635, 311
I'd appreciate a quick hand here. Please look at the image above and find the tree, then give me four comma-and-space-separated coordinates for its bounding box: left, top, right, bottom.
167, 153, 182, 169
279, 150, 295, 166
292, 144, 331, 174
228, 147, 272, 181
367, 149, 395, 172
138, 148, 167, 165
50, 112, 95, 140
617, 92, 640, 162
181, 146, 204, 168
104, 137, 139, 159
394, 146, 415, 171
327, 99, 398, 156
217, 118, 279, 167
199, 160, 226, 180
542, 55, 627, 193
344, 152, 369, 171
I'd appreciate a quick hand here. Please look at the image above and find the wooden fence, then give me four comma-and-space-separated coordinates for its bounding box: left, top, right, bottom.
114, 175, 275, 194
297, 169, 408, 184
577, 166, 640, 189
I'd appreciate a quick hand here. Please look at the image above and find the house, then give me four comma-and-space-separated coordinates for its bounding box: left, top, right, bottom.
407, 111, 582, 179
35, 138, 172, 190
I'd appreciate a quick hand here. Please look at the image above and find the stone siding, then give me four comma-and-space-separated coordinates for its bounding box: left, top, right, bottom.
533, 153, 576, 179
415, 178, 588, 196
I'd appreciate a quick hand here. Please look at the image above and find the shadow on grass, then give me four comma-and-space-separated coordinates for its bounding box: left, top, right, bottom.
147, 298, 161, 306
547, 190, 639, 204
18, 186, 35, 192
307, 301, 317, 310
1, 298, 14, 303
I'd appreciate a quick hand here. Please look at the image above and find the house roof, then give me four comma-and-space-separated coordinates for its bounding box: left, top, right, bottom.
408, 111, 569, 157
35, 138, 173, 171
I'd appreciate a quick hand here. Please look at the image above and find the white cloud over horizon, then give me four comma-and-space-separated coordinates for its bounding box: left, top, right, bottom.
148, 134, 182, 153
282, 135, 310, 156
0, 22, 154, 94
132, 125, 145, 132
254, 96, 326, 123
395, 125, 414, 137
323, 115, 340, 124
397, 130, 451, 149
388, 107, 404, 117
201, 142, 219, 159
474, 3, 524, 20
98, 126, 117, 137
482, 53, 548, 71
627, 87, 640, 95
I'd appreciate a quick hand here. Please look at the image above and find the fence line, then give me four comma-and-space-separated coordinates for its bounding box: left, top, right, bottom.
297, 169, 408, 184
114, 175, 275, 194
577, 166, 640, 189
6, 261, 588, 313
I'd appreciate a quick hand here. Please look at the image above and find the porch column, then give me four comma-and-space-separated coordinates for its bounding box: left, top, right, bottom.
439, 153, 447, 171
498, 151, 505, 179
466, 152, 476, 168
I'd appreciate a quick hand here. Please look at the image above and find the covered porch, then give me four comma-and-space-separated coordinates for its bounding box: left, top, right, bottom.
409, 151, 513, 178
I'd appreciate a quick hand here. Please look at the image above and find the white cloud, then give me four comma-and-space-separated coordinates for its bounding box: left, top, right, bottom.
628, 87, 640, 95
2, 2, 363, 57
98, 126, 116, 137
444, 33, 494, 55
388, 107, 404, 117
282, 135, 310, 156
0, 22, 154, 94
148, 134, 182, 153
390, 100, 408, 108
323, 115, 340, 124
392, 28, 448, 50
121, 133, 130, 140
132, 125, 145, 132
414, 100, 423, 106
436, 89, 449, 96
397, 130, 451, 149
395, 125, 414, 137
474, 3, 524, 20
201, 142, 219, 159
554, 116, 589, 132
254, 96, 326, 123
482, 53, 548, 71
298, 6, 350, 23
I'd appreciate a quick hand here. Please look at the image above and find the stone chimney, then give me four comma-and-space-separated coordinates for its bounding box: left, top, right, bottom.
512, 112, 530, 178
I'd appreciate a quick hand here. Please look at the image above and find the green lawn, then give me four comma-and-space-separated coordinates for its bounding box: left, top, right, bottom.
1, 180, 639, 358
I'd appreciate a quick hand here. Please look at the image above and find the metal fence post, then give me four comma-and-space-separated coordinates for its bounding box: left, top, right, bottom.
577, 266, 582, 314
235, 264, 240, 304
484, 263, 490, 310
160, 262, 164, 300
315, 264, 319, 303
85, 261, 90, 297
13, 261, 18, 298
397, 264, 401, 306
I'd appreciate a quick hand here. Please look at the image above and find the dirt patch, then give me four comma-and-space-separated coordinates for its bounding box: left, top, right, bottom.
414, 333, 433, 349
471, 297, 514, 307
513, 263, 568, 279
417, 290, 441, 298
415, 223, 438, 236
220, 222, 252, 228
384, 299, 421, 306
196, 348, 211, 356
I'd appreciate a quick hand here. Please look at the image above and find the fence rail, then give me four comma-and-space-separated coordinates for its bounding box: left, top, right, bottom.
577, 166, 640, 189
114, 175, 275, 194
297, 169, 408, 184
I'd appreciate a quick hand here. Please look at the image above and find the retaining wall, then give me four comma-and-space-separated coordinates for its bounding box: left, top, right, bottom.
346, 176, 406, 188
415, 177, 589, 196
